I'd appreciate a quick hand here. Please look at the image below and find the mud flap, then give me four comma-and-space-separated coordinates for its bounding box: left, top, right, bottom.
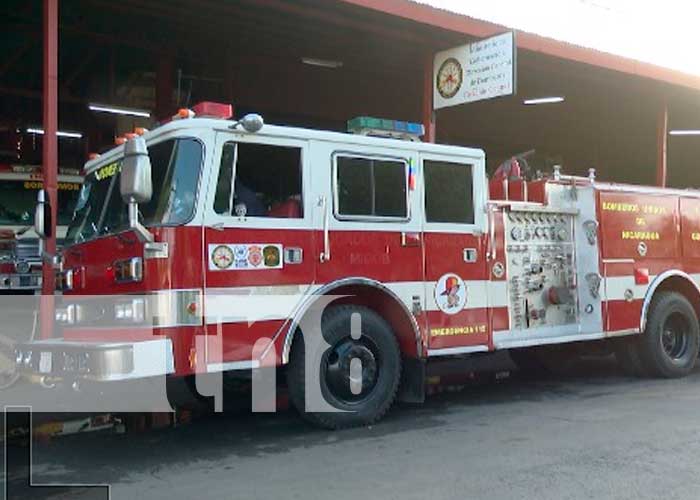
397, 357, 426, 403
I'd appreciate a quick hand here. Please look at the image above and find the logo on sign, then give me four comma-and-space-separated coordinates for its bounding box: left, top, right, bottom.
434, 273, 467, 315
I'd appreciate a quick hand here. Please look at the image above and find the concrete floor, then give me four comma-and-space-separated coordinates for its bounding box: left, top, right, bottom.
4, 357, 700, 500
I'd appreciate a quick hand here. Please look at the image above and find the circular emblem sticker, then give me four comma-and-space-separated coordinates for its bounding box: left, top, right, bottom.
263, 245, 280, 267
434, 273, 467, 315
211, 245, 234, 270
248, 245, 263, 267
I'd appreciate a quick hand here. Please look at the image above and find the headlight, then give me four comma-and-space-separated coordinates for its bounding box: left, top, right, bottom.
15, 349, 23, 364
114, 298, 146, 323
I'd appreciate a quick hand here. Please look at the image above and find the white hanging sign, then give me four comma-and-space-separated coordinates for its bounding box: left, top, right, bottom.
434, 31, 516, 110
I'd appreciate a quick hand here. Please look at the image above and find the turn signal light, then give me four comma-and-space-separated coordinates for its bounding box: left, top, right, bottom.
174, 108, 195, 120
113, 257, 143, 283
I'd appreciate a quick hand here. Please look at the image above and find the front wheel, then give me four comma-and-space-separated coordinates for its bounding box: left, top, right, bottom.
637, 292, 699, 378
286, 305, 401, 429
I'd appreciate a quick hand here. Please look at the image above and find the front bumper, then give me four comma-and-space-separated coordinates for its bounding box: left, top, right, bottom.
0, 272, 41, 290
15, 338, 175, 382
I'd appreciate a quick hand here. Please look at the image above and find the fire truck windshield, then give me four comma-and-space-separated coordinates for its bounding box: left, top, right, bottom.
66, 137, 202, 245
0, 179, 81, 227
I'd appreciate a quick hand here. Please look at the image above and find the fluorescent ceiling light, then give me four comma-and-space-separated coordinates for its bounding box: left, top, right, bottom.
89, 103, 151, 118
669, 130, 700, 136
26, 128, 83, 139
523, 96, 565, 105
301, 57, 343, 69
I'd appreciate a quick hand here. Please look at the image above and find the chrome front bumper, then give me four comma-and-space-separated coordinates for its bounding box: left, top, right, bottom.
0, 272, 42, 290
15, 338, 175, 382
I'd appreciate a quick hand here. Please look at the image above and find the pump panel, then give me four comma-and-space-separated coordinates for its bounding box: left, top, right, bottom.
505, 208, 577, 330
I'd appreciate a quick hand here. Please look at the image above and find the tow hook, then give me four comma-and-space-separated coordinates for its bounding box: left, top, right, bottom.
40, 376, 57, 389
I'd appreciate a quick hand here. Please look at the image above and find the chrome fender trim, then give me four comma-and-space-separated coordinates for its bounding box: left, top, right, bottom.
640, 269, 700, 332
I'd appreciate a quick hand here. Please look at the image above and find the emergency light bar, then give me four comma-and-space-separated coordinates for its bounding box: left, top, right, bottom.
347, 117, 424, 142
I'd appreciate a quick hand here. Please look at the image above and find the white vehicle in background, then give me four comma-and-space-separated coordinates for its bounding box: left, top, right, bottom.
0, 164, 82, 293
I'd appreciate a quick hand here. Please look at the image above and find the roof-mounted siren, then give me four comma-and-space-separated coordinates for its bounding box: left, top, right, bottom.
347, 116, 425, 142
229, 113, 264, 133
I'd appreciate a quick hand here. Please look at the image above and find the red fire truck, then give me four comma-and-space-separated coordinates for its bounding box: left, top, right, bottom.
0, 164, 82, 292
15, 103, 700, 428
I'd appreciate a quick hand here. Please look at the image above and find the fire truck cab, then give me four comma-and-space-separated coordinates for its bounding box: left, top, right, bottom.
15, 104, 700, 428
0, 165, 82, 292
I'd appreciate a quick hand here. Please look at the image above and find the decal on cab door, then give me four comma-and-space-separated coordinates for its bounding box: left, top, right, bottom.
208, 244, 283, 271
434, 273, 467, 314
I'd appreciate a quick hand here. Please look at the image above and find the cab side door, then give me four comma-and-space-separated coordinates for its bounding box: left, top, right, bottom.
202, 131, 315, 369
421, 152, 490, 356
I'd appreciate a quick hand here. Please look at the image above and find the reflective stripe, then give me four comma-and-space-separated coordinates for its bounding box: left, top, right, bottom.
604, 276, 649, 301
203, 280, 505, 324
428, 345, 489, 356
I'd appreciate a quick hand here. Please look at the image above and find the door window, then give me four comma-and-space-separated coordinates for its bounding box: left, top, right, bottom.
214, 142, 303, 218
334, 155, 408, 220
424, 160, 474, 224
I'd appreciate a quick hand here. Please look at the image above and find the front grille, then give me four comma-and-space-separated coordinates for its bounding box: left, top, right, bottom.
15, 238, 41, 262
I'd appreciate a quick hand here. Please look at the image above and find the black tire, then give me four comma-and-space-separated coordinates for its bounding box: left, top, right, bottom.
286, 305, 401, 429
612, 337, 648, 377
637, 292, 699, 378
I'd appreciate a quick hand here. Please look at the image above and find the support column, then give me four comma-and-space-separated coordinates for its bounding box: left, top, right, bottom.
40, 0, 58, 339
656, 100, 668, 187
422, 53, 436, 143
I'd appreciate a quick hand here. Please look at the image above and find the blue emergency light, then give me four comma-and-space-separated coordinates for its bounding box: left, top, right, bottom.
347, 117, 425, 141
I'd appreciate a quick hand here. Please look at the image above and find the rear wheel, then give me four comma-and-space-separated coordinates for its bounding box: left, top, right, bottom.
637, 292, 699, 378
286, 305, 401, 429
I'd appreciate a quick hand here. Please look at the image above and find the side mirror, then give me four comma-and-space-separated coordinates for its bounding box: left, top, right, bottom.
120, 136, 154, 243
34, 189, 52, 239
120, 136, 152, 204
